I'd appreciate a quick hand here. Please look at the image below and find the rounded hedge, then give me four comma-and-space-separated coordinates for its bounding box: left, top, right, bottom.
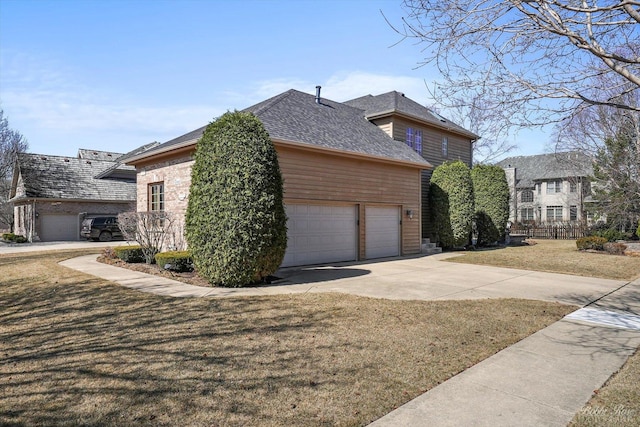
429, 160, 474, 248
185, 111, 287, 287
471, 164, 510, 246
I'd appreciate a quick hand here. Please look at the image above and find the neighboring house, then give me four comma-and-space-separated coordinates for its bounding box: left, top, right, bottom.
497, 152, 595, 225
344, 91, 478, 238
126, 88, 436, 267
8, 149, 137, 241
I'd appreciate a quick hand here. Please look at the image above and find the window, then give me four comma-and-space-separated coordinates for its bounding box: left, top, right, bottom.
414, 130, 422, 154
521, 190, 533, 203
442, 136, 448, 157
405, 127, 413, 149
405, 128, 422, 155
537, 183, 541, 195
546, 180, 562, 194
570, 205, 578, 221
546, 206, 563, 221
149, 182, 164, 212
520, 207, 534, 221
570, 181, 577, 193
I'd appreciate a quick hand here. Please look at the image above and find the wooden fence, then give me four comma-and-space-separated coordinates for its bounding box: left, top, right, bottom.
509, 224, 587, 240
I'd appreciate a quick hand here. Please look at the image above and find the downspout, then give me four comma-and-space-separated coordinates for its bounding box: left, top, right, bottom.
31, 199, 36, 242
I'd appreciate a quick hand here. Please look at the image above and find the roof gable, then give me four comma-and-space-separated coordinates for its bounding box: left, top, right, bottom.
11, 153, 136, 202
344, 91, 478, 139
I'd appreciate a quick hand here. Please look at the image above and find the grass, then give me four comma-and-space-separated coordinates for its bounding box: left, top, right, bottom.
0, 250, 574, 426
447, 239, 640, 280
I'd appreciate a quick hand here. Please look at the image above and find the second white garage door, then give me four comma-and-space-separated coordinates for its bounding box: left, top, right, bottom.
282, 204, 357, 267
39, 214, 79, 241
365, 206, 400, 259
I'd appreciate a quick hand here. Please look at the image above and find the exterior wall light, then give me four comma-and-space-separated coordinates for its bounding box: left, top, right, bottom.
406, 209, 414, 220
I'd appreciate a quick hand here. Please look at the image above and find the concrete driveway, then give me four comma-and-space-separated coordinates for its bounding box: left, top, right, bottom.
0, 240, 128, 255
59, 251, 632, 309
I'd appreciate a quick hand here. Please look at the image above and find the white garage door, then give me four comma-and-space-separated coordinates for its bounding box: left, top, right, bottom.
282, 204, 357, 267
39, 214, 79, 241
365, 206, 400, 259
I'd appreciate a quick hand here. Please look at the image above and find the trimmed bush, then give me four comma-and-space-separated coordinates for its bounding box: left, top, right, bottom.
576, 236, 608, 251
113, 245, 145, 263
2, 233, 27, 243
155, 251, 193, 272
471, 165, 510, 246
429, 160, 474, 249
604, 242, 627, 255
185, 111, 287, 287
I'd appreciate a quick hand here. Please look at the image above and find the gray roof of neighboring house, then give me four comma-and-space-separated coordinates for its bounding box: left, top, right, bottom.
344, 91, 478, 139
131, 89, 431, 167
77, 149, 124, 161
10, 153, 136, 201
497, 151, 593, 189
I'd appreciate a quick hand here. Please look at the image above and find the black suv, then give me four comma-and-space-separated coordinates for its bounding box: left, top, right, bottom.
81, 216, 123, 242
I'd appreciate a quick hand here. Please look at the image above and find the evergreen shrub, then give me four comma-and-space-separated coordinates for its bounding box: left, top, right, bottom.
185, 111, 287, 287
155, 251, 193, 272
114, 245, 145, 263
471, 165, 510, 246
429, 160, 474, 248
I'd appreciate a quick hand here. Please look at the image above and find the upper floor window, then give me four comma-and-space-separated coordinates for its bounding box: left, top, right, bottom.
537, 183, 541, 195
569, 181, 577, 193
546, 180, 562, 194
149, 182, 165, 212
521, 190, 534, 203
405, 127, 422, 155
442, 136, 448, 157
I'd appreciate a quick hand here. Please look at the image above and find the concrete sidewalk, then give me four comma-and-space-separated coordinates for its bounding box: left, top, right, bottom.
58, 253, 640, 426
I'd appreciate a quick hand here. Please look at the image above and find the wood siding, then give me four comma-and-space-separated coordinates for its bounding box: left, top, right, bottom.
276, 144, 422, 257
135, 143, 423, 260
391, 117, 473, 167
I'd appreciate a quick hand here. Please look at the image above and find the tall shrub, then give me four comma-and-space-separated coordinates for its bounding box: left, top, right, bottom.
185, 111, 287, 287
471, 164, 510, 246
429, 160, 474, 248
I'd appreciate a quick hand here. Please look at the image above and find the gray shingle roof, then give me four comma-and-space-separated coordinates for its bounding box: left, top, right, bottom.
133, 89, 431, 167
77, 149, 124, 161
12, 153, 136, 201
497, 152, 593, 189
344, 91, 478, 139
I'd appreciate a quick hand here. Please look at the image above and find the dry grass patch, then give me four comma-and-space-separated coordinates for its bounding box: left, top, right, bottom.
448, 239, 640, 280
1, 250, 575, 426
570, 348, 640, 427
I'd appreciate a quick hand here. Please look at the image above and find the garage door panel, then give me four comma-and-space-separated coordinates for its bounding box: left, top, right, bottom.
282, 204, 357, 267
365, 206, 400, 259
40, 214, 79, 241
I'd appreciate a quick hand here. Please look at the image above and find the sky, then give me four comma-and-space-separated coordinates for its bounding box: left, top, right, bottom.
0, 0, 550, 160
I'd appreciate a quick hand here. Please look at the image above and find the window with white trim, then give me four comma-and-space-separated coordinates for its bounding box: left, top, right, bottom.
546, 205, 563, 221
405, 127, 423, 155
546, 180, 562, 194
521, 190, 533, 203
442, 136, 448, 157
520, 207, 534, 221
570, 205, 578, 221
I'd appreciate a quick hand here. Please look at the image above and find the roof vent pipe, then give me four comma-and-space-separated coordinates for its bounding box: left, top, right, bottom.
315, 85, 321, 104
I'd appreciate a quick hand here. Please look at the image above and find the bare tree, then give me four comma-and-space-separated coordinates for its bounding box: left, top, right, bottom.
393, 1, 640, 132
431, 95, 517, 163
117, 211, 178, 264
0, 109, 28, 231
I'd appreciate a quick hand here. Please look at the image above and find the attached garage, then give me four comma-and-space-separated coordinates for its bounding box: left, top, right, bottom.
39, 214, 79, 241
365, 206, 400, 259
282, 204, 357, 267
